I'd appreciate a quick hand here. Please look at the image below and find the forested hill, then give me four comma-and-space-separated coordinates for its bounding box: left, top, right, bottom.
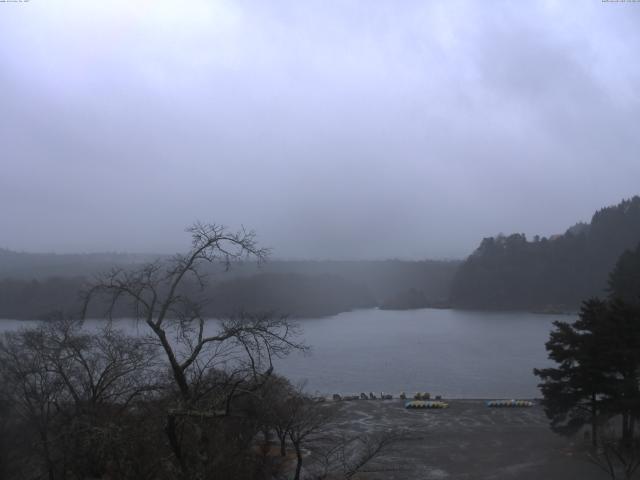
0, 249, 157, 279
451, 196, 640, 311
0, 254, 459, 319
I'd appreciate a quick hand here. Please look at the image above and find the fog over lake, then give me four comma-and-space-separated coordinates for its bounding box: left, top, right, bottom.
0, 308, 563, 399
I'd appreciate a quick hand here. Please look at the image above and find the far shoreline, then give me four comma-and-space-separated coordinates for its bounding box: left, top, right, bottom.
0, 304, 579, 324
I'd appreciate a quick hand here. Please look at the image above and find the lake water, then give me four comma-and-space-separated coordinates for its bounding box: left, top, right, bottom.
0, 308, 568, 398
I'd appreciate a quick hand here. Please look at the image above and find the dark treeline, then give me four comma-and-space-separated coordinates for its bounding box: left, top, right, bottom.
0, 257, 459, 319
0, 249, 157, 279
210, 273, 373, 317
535, 241, 640, 477
0, 274, 372, 320
451, 196, 640, 311
0, 276, 87, 320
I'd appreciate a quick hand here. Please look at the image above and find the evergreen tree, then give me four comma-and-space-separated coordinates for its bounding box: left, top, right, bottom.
534, 299, 612, 445
601, 299, 640, 445
609, 242, 640, 306
535, 243, 640, 447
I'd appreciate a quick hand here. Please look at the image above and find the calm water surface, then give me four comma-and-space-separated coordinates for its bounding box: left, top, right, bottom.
0, 308, 569, 398
274, 308, 566, 398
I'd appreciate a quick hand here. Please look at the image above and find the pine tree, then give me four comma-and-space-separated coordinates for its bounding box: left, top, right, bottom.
534, 298, 612, 446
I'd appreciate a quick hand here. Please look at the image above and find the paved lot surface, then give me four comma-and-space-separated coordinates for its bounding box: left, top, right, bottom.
318, 399, 607, 480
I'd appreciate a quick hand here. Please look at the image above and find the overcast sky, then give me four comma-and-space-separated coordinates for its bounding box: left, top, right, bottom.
1, 0, 639, 259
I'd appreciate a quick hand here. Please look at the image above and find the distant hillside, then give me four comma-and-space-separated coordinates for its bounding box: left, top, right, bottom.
451, 196, 640, 311
0, 249, 159, 279
247, 260, 460, 306
0, 252, 459, 319
208, 273, 375, 318
0, 273, 375, 320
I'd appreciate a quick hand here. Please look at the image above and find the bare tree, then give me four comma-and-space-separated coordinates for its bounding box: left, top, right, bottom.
588, 424, 640, 480
42, 316, 160, 411
253, 374, 297, 457
311, 429, 405, 480
286, 395, 334, 480
0, 325, 67, 480
0, 315, 160, 480
80, 222, 305, 478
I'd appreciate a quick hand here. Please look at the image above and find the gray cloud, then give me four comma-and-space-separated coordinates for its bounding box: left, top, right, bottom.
1, 0, 639, 259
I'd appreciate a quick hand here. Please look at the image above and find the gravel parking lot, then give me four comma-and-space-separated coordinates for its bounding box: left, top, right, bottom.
316, 399, 607, 480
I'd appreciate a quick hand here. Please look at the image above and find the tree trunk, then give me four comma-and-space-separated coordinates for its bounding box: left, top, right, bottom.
622, 412, 631, 447
293, 442, 303, 480
39, 426, 56, 480
280, 435, 287, 457
165, 414, 187, 475
147, 321, 190, 400
260, 429, 271, 456
591, 393, 598, 447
